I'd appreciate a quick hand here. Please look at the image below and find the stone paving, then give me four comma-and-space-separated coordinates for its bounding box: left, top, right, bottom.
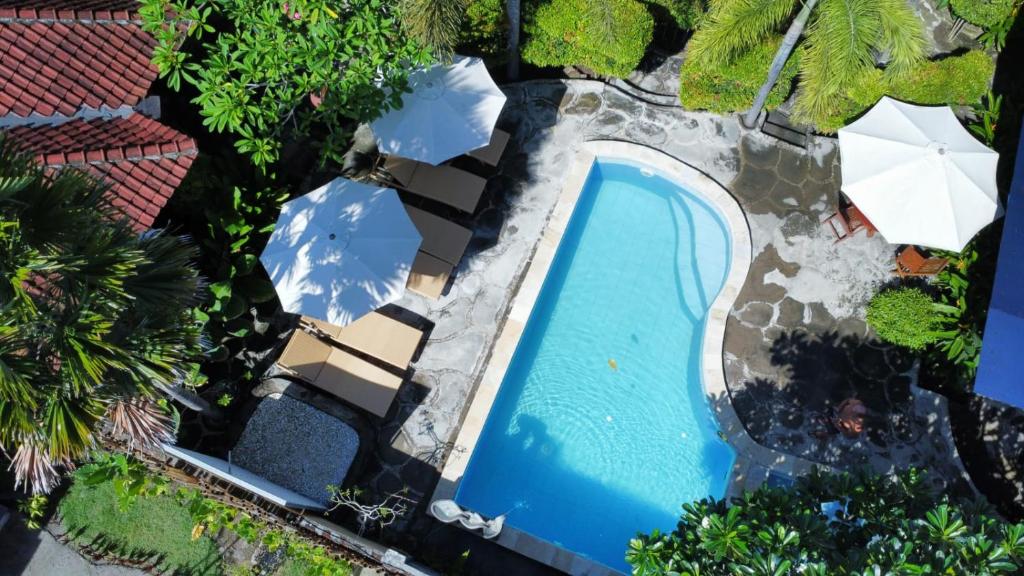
270, 78, 972, 573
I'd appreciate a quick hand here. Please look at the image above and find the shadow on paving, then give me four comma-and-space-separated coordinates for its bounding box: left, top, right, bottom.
731, 329, 918, 462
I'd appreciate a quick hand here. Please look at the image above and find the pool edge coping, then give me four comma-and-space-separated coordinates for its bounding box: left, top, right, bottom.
432, 140, 816, 576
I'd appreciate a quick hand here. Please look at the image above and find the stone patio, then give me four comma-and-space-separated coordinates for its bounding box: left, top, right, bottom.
291, 79, 972, 572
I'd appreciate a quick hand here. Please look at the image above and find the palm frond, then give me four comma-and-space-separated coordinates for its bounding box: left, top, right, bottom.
399, 0, 467, 61
43, 394, 102, 461
688, 0, 797, 67
0, 324, 39, 407
875, 0, 927, 77
795, 0, 879, 122
106, 398, 175, 448
124, 231, 202, 316
7, 437, 68, 495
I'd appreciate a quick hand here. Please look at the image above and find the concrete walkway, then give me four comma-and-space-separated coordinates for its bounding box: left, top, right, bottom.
0, 518, 145, 576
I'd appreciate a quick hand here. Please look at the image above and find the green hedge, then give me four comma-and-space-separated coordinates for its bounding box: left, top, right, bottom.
679, 35, 798, 113
949, 0, 1019, 27
805, 50, 995, 133
643, 0, 703, 30
522, 0, 654, 78
867, 287, 940, 351
459, 0, 507, 58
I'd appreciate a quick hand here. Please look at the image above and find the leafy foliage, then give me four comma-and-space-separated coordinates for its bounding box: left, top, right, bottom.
797, 50, 995, 132
627, 468, 1024, 575
0, 138, 203, 494
689, 0, 927, 130
173, 153, 286, 365
971, 90, 1002, 146
949, 0, 1020, 27
17, 494, 48, 530
930, 247, 986, 378
866, 287, 941, 350
139, 0, 428, 168
521, 0, 654, 77
459, 0, 508, 58
679, 36, 799, 112
642, 0, 705, 30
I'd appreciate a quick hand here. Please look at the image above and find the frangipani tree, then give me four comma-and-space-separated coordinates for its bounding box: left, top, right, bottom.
0, 139, 203, 494
140, 0, 429, 168
689, 0, 927, 128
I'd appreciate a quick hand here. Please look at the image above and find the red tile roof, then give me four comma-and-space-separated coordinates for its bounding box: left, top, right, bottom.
7, 115, 198, 230
0, 8, 157, 118
1, 1, 196, 229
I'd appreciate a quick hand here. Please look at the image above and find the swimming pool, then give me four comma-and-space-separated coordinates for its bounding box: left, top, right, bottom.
453, 159, 737, 571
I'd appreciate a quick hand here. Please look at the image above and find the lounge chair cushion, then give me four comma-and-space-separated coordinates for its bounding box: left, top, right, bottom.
384, 156, 485, 213
407, 251, 452, 299
317, 347, 402, 418
403, 204, 473, 265
302, 313, 423, 370
277, 330, 402, 417
335, 312, 422, 369
467, 129, 510, 166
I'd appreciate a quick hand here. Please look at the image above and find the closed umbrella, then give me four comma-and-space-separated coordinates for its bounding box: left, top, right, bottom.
371, 55, 507, 165
260, 178, 421, 326
838, 96, 1002, 252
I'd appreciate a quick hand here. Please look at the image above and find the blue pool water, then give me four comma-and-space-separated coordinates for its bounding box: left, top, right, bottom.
454, 160, 736, 571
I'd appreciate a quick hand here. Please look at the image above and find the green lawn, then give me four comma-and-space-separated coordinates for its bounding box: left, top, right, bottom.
59, 476, 224, 576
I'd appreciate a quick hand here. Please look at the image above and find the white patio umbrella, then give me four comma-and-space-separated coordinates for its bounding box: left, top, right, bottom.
371, 55, 507, 165
838, 96, 1002, 252
259, 178, 421, 327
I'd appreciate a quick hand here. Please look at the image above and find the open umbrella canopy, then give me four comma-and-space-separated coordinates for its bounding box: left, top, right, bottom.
260, 178, 421, 326
371, 55, 507, 165
838, 97, 1002, 252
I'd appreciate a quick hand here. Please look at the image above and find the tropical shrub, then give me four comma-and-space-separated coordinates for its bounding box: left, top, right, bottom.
522, 0, 654, 78
170, 153, 287, 365
800, 50, 995, 132
459, 0, 507, 57
689, 0, 927, 128
866, 287, 940, 350
889, 50, 996, 107
643, 0, 704, 29
931, 248, 986, 378
140, 0, 428, 168
679, 36, 798, 112
627, 467, 1024, 575
0, 138, 203, 494
949, 0, 1019, 27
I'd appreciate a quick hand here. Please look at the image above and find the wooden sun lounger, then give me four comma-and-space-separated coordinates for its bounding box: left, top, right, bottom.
402, 204, 473, 299
278, 330, 402, 417
466, 129, 510, 166
302, 312, 422, 370
384, 156, 486, 213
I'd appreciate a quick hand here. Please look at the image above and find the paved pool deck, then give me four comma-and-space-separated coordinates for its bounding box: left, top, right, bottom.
337, 80, 971, 574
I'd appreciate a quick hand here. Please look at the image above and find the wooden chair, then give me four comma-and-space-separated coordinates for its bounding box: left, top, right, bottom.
823, 197, 876, 243
893, 246, 948, 277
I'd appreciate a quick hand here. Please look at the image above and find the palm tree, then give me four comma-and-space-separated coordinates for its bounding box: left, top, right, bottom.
507, 0, 521, 79
399, 0, 467, 62
689, 0, 927, 128
0, 138, 204, 494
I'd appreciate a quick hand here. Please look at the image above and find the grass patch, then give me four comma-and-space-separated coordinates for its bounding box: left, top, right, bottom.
59, 474, 224, 576
275, 558, 315, 576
